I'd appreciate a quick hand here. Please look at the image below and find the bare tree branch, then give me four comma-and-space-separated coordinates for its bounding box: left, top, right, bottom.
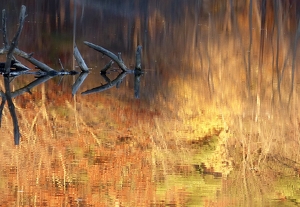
84, 41, 132, 73
4, 5, 26, 75
1, 6, 27, 145
74, 44, 89, 72
13, 48, 54, 72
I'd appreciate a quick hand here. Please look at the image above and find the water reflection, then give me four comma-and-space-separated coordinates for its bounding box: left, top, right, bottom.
0, 0, 300, 206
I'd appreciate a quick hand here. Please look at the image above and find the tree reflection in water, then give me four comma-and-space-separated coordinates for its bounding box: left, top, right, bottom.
0, 6, 143, 145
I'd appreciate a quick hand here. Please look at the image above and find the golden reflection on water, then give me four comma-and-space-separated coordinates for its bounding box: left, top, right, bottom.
1, 0, 300, 206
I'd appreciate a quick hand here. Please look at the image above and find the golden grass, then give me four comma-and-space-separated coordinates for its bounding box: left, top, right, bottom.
0, 73, 233, 206
0, 82, 157, 206
1, 2, 300, 205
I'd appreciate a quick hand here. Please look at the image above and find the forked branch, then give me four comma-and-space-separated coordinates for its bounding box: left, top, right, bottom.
84, 41, 132, 73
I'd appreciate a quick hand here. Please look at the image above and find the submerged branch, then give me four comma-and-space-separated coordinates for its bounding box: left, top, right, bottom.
4, 5, 26, 75
0, 47, 55, 73
13, 48, 54, 72
74, 44, 89, 72
84, 41, 132, 73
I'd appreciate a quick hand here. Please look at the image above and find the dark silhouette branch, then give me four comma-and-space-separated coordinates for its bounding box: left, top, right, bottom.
101, 60, 114, 74
0, 90, 6, 127
4, 5, 26, 75
11, 75, 53, 98
4, 76, 20, 145
82, 72, 127, 95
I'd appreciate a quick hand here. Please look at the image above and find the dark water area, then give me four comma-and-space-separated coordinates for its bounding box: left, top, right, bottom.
1, 0, 300, 206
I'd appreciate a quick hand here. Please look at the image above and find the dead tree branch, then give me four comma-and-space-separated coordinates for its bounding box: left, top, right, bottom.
74, 44, 89, 72
4, 5, 26, 75
84, 41, 132, 73
1, 6, 27, 145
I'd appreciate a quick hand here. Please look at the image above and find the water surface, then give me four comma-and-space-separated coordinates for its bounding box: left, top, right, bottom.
1, 1, 300, 206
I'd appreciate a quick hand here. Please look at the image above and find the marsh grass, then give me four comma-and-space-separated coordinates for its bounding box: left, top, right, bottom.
0, 81, 158, 206
0, 73, 230, 206
1, 1, 300, 206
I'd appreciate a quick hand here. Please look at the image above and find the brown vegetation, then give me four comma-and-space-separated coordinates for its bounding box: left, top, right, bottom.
1, 0, 300, 206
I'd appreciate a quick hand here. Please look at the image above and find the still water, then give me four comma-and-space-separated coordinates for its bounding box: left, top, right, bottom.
1, 0, 300, 206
